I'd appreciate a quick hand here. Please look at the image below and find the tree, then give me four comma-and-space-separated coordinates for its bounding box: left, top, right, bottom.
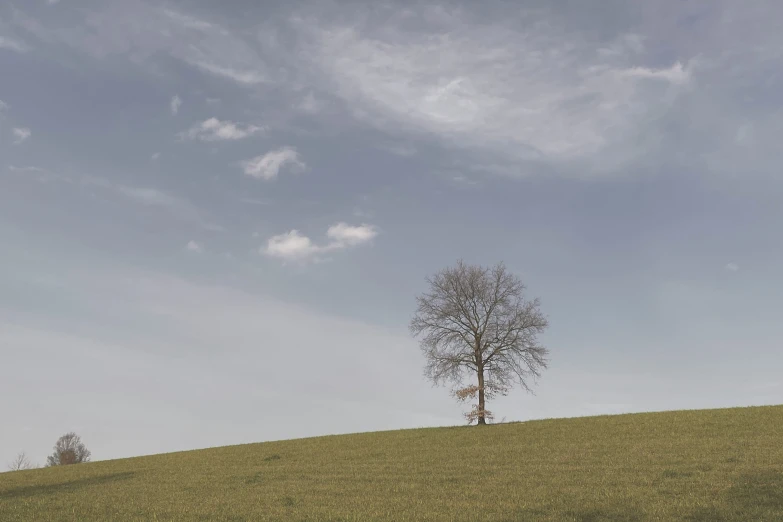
45, 432, 91, 467
410, 261, 550, 425
7, 451, 35, 471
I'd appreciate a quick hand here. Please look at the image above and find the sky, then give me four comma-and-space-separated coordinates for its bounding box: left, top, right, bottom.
1, 0, 782, 468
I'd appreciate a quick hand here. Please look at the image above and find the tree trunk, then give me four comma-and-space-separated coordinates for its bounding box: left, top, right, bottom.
477, 368, 486, 425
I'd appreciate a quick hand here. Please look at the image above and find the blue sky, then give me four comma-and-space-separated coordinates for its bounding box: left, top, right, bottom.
1, 0, 781, 467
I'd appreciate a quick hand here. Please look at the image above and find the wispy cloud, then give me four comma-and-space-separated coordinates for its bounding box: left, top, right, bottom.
151, 152, 161, 161
162, 9, 214, 31
724, 262, 740, 272
379, 142, 417, 157
13, 127, 31, 144
8, 165, 47, 174
241, 147, 305, 180
296, 92, 323, 114
264, 223, 378, 263
10, 1, 782, 184
100, 183, 219, 231
292, 6, 702, 173
0, 36, 27, 53
180, 118, 262, 141
170, 95, 182, 115
188, 61, 267, 85
11, 4, 271, 86
186, 240, 203, 253
0, 100, 8, 112
621, 61, 691, 85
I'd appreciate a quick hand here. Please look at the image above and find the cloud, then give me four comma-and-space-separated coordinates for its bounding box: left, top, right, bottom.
724, 262, 739, 272
11, 5, 271, 86
150, 152, 161, 161
8, 165, 47, 174
0, 36, 27, 52
111, 185, 219, 230
112, 185, 224, 232
241, 147, 305, 180
0, 99, 8, 112
296, 92, 322, 114
11, 2, 783, 183
5, 161, 223, 231
13, 128, 31, 144
117, 186, 182, 207
170, 95, 182, 115
264, 230, 320, 261
292, 5, 702, 173
186, 240, 203, 253
326, 223, 378, 247
180, 118, 262, 141
264, 223, 378, 262
162, 9, 214, 31
621, 61, 691, 85
188, 61, 267, 85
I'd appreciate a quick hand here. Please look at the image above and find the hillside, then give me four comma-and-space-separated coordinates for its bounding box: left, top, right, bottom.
1, 404, 781, 521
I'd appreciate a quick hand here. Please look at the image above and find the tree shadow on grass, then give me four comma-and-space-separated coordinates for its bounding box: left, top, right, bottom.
0, 472, 136, 499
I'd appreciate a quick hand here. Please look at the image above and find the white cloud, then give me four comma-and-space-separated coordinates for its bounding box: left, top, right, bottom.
724, 262, 740, 272
264, 230, 320, 261
151, 152, 161, 161
0, 100, 8, 112
13, 127, 31, 144
264, 223, 378, 263
186, 240, 203, 253
621, 61, 691, 85
188, 61, 267, 85
241, 147, 305, 180
170, 95, 182, 115
12, 1, 780, 183
0, 36, 27, 52
180, 118, 262, 141
326, 223, 378, 247
296, 9, 696, 170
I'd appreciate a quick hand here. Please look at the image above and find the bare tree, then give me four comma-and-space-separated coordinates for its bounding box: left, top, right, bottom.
45, 432, 91, 467
7, 451, 35, 471
410, 261, 550, 425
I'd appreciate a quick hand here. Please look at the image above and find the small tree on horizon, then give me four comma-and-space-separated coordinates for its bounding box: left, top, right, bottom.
45, 432, 91, 467
7, 451, 36, 471
410, 260, 550, 425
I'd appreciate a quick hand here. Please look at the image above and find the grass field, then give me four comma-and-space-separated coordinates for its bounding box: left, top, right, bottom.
1, 404, 781, 521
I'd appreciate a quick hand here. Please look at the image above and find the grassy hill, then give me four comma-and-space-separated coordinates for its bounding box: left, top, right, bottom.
1, 404, 781, 521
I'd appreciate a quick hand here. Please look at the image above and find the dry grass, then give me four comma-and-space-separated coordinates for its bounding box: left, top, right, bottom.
2, 404, 782, 521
